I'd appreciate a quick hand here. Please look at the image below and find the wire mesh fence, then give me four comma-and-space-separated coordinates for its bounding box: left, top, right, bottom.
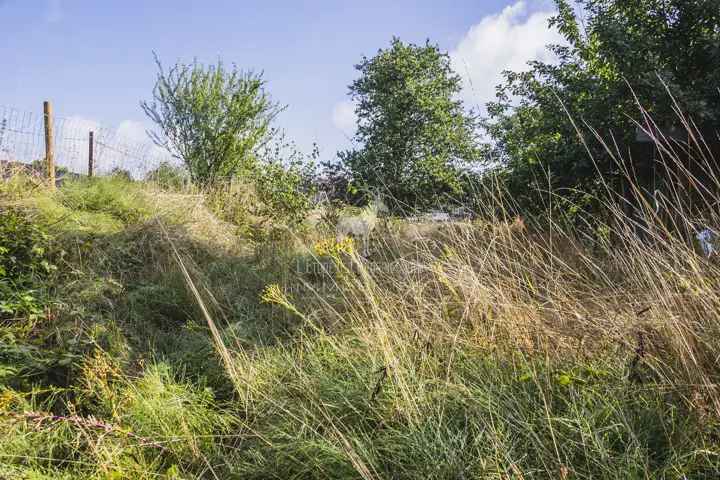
0, 104, 180, 180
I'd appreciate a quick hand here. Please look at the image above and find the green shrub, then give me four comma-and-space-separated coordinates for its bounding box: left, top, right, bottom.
0, 207, 54, 319
145, 161, 189, 191
204, 136, 317, 235
0, 207, 52, 285
142, 55, 283, 187
110, 167, 133, 182
0, 170, 42, 201
251, 158, 316, 228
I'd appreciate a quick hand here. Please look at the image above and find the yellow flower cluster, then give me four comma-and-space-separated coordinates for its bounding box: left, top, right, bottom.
0, 390, 17, 411
259, 283, 303, 318
260, 283, 285, 305
313, 236, 355, 257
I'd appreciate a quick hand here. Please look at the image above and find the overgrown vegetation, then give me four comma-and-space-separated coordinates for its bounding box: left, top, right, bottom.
3, 134, 720, 477
2, 0, 720, 478
141, 56, 317, 231
145, 161, 190, 191
0, 207, 53, 321
142, 55, 283, 186
486, 0, 720, 213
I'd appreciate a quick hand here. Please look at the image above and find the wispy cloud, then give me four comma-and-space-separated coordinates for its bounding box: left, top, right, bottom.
331, 100, 357, 136
330, 2, 563, 141
450, 0, 565, 112
54, 116, 171, 176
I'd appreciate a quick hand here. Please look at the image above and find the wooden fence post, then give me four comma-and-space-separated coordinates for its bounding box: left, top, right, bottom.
88, 131, 94, 177
43, 101, 55, 189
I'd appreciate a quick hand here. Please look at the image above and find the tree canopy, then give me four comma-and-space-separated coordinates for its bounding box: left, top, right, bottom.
487, 0, 720, 212
338, 38, 482, 211
142, 56, 283, 186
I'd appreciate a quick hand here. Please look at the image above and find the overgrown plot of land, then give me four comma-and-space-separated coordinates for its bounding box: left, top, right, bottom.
1, 175, 719, 479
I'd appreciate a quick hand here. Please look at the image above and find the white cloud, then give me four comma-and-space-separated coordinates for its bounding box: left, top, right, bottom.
114, 120, 170, 164
331, 100, 357, 136
63, 115, 101, 134
328, 1, 564, 147
450, 1, 565, 111
55, 116, 172, 176
116, 120, 149, 143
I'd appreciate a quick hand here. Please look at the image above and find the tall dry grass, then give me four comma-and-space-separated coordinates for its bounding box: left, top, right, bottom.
166, 117, 720, 477
3, 113, 720, 477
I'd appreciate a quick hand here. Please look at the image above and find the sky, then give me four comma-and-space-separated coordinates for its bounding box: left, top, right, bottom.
0, 0, 564, 164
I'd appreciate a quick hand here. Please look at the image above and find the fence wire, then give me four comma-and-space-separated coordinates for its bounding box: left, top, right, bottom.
0, 105, 180, 179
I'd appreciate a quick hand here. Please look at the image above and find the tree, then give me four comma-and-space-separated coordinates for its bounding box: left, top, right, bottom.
142, 55, 283, 186
338, 38, 482, 211
486, 0, 720, 213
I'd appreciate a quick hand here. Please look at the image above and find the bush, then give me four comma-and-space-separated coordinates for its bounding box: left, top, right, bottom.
0, 207, 54, 319
142, 55, 283, 187
110, 167, 133, 182
145, 161, 189, 191
0, 207, 52, 287
207, 138, 317, 233
0, 170, 42, 201
251, 158, 316, 228
30, 159, 70, 178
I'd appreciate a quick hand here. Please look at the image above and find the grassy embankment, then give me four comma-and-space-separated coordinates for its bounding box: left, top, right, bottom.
1, 168, 720, 479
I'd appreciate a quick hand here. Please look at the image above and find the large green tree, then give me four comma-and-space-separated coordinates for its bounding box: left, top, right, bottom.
338, 38, 482, 211
487, 0, 720, 212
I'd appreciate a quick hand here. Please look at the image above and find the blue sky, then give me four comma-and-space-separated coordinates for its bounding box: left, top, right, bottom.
0, 0, 562, 163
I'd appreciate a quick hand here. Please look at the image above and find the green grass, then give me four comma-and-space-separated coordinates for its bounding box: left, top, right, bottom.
1, 174, 719, 478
